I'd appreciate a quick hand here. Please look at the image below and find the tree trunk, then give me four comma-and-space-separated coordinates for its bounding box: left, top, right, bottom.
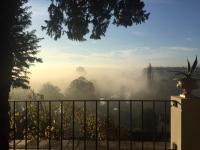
0, 1, 16, 149
0, 52, 13, 150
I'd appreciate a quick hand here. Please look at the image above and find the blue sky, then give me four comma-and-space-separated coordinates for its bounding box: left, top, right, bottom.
28, 0, 200, 88
29, 0, 200, 67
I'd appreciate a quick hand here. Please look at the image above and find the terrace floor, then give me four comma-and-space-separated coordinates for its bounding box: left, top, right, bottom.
9, 140, 170, 150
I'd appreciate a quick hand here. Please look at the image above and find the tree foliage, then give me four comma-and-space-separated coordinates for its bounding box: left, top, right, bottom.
9, 88, 30, 100
39, 83, 64, 100
65, 76, 96, 99
11, 0, 42, 89
42, 0, 149, 41
9, 101, 115, 142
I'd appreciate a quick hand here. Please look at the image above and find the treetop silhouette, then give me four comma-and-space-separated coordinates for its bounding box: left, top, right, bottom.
11, 0, 42, 89
42, 0, 149, 41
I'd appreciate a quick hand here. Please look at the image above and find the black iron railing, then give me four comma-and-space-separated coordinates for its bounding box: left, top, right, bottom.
9, 100, 171, 150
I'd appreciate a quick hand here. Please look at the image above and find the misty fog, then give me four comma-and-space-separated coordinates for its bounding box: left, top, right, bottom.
10, 66, 196, 100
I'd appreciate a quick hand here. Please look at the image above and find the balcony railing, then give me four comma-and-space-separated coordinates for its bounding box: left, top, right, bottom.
9, 100, 171, 150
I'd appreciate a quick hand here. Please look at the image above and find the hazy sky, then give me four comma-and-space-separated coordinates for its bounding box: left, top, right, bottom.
28, 0, 200, 89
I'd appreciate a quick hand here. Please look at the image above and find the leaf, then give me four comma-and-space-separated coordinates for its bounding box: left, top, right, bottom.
191, 56, 198, 74
174, 72, 189, 78
187, 59, 191, 73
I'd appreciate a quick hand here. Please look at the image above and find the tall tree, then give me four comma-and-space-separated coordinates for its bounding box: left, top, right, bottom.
0, 0, 42, 149
11, 2, 42, 89
1, 0, 148, 148
65, 76, 96, 100
43, 0, 149, 41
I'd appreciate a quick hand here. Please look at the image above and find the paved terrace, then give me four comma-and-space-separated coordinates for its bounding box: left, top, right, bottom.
9, 140, 170, 150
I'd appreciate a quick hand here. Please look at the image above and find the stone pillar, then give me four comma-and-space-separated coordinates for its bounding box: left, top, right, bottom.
171, 96, 200, 150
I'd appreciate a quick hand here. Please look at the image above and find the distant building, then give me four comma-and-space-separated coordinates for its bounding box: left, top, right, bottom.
147, 63, 153, 86
141, 66, 200, 99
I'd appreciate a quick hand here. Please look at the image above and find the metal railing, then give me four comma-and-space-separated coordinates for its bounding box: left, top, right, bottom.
9, 100, 171, 150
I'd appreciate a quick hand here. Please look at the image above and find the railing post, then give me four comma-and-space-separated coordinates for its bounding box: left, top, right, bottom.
141, 101, 144, 150
13, 101, 16, 150
153, 101, 156, 150
107, 101, 109, 150
72, 101, 75, 150
48, 101, 51, 149
84, 100, 86, 150
60, 101, 63, 150
118, 101, 120, 150
129, 100, 132, 150
25, 101, 28, 150
37, 101, 39, 149
96, 100, 98, 150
